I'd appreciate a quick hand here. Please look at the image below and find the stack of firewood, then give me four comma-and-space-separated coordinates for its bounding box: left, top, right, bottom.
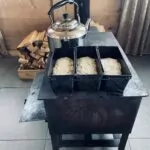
90, 20, 106, 32
17, 30, 50, 70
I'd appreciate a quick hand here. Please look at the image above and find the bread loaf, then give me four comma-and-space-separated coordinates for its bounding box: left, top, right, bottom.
101, 58, 121, 75
53, 57, 73, 75
77, 57, 97, 75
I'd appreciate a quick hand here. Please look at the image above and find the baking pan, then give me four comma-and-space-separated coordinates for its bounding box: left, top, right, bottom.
74, 46, 103, 92
97, 46, 132, 94
48, 47, 75, 93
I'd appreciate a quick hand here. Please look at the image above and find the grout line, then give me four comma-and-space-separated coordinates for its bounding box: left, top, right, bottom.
0, 87, 31, 89
129, 137, 150, 139
44, 139, 47, 150
46, 126, 51, 140
128, 139, 132, 150
45, 124, 49, 140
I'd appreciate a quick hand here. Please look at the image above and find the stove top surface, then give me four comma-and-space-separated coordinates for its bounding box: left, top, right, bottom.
38, 32, 148, 100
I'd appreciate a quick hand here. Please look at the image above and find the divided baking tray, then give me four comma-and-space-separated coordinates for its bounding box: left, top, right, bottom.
48, 46, 131, 94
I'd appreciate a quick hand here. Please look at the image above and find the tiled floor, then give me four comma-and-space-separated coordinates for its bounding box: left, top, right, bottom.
0, 56, 150, 150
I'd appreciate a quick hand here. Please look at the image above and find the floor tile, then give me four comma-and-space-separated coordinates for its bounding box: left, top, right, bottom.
129, 56, 150, 138
46, 129, 50, 139
0, 58, 32, 88
129, 55, 150, 90
102, 135, 130, 150
0, 88, 47, 140
45, 140, 103, 150
130, 99, 150, 138
45, 140, 52, 150
103, 141, 130, 150
0, 140, 45, 150
129, 55, 150, 93
130, 139, 150, 150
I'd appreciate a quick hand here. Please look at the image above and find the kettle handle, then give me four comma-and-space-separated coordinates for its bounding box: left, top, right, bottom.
48, 0, 80, 23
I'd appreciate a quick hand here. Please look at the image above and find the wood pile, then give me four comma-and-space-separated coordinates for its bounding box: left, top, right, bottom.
90, 20, 106, 32
17, 30, 50, 70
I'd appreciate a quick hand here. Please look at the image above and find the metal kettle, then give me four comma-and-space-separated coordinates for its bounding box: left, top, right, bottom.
47, 0, 91, 49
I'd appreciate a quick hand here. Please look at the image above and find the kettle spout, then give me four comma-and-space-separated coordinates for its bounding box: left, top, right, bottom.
85, 18, 91, 30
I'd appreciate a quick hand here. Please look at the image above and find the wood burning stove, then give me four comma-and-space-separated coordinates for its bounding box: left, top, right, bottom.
35, 32, 148, 150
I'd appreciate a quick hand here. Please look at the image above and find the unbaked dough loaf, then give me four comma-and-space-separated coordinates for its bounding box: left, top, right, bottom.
101, 58, 121, 75
53, 57, 73, 75
77, 57, 97, 75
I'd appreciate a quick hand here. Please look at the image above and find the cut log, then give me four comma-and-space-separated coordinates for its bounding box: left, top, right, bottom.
18, 54, 25, 59
31, 60, 40, 68
18, 58, 29, 64
17, 30, 38, 49
40, 47, 50, 53
44, 36, 48, 42
27, 44, 39, 53
38, 51, 45, 56
35, 31, 46, 42
38, 57, 45, 64
30, 52, 41, 60
29, 30, 38, 43
90, 20, 106, 32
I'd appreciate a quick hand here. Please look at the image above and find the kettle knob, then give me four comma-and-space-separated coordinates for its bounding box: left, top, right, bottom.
63, 13, 69, 20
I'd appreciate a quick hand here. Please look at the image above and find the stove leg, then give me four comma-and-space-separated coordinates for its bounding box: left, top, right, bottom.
51, 134, 61, 150
118, 133, 129, 150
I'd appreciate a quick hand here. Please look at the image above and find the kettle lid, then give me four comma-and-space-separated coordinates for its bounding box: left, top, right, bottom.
53, 14, 78, 31
47, 14, 87, 40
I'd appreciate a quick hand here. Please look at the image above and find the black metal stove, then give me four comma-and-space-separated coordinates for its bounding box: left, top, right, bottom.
35, 32, 148, 150
20, 32, 148, 150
